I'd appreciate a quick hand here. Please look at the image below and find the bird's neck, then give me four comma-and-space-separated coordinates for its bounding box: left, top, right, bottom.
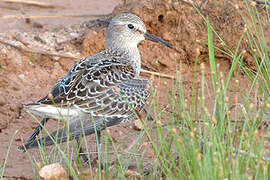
106, 41, 141, 77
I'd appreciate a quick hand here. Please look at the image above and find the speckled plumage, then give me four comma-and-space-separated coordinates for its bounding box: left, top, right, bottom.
19, 13, 172, 152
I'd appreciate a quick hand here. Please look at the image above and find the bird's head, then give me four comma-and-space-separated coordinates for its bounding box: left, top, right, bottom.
106, 13, 173, 49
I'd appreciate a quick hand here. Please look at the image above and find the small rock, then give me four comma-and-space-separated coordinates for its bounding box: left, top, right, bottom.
125, 169, 141, 180
0, 96, 5, 106
133, 120, 143, 131
162, 31, 171, 41
52, 56, 60, 61
33, 21, 43, 28
39, 163, 67, 180
0, 123, 7, 131
18, 74, 25, 80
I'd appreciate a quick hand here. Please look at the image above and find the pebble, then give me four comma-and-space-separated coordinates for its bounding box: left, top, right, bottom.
18, 74, 24, 80
133, 120, 143, 131
39, 163, 67, 180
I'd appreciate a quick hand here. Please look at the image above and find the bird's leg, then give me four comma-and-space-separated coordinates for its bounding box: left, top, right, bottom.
76, 130, 104, 168
19, 117, 49, 151
96, 130, 101, 153
143, 107, 154, 121
76, 138, 90, 163
95, 130, 105, 169
26, 118, 49, 143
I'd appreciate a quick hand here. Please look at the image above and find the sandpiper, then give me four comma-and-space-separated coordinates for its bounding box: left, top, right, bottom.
19, 13, 172, 163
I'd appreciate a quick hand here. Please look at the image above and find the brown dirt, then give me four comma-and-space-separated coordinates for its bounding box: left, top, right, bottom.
0, 0, 269, 179
0, 0, 121, 33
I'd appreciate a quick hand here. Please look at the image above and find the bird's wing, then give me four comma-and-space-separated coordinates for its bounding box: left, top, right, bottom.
26, 50, 142, 117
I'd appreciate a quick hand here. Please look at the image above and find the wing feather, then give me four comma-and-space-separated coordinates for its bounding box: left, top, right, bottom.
29, 50, 150, 119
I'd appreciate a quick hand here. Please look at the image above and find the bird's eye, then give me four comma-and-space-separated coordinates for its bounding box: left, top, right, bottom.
128, 24, 134, 29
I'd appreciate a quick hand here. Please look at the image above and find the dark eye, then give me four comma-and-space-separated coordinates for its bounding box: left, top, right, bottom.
128, 24, 134, 29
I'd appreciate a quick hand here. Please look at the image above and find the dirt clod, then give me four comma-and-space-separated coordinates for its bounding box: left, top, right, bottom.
133, 120, 143, 131
125, 169, 141, 180
39, 163, 67, 180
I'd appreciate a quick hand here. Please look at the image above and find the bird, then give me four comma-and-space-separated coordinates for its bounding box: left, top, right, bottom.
18, 13, 173, 163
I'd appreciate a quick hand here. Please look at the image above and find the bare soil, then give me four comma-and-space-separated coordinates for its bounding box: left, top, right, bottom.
0, 0, 121, 32
0, 0, 269, 179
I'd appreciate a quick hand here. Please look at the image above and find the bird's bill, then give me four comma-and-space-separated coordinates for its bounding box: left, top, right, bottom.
144, 31, 173, 48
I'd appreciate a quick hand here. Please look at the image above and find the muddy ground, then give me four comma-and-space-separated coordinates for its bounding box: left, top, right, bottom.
0, 0, 269, 179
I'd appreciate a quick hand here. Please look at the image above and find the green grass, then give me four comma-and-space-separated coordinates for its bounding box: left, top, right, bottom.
239, 1, 270, 98
2, 1, 270, 179
1, 131, 18, 180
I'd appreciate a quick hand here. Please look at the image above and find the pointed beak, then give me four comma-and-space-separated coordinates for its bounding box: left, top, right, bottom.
144, 31, 173, 48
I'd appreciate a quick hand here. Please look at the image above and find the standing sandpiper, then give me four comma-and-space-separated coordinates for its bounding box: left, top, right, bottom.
19, 13, 172, 163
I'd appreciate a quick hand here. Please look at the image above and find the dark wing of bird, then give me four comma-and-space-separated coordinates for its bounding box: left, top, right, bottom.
35, 50, 135, 112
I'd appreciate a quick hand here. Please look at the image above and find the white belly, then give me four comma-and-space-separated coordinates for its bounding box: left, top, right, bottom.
24, 104, 84, 121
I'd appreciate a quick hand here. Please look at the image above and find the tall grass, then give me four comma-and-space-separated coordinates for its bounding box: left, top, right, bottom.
1, 131, 17, 180
238, 1, 270, 99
